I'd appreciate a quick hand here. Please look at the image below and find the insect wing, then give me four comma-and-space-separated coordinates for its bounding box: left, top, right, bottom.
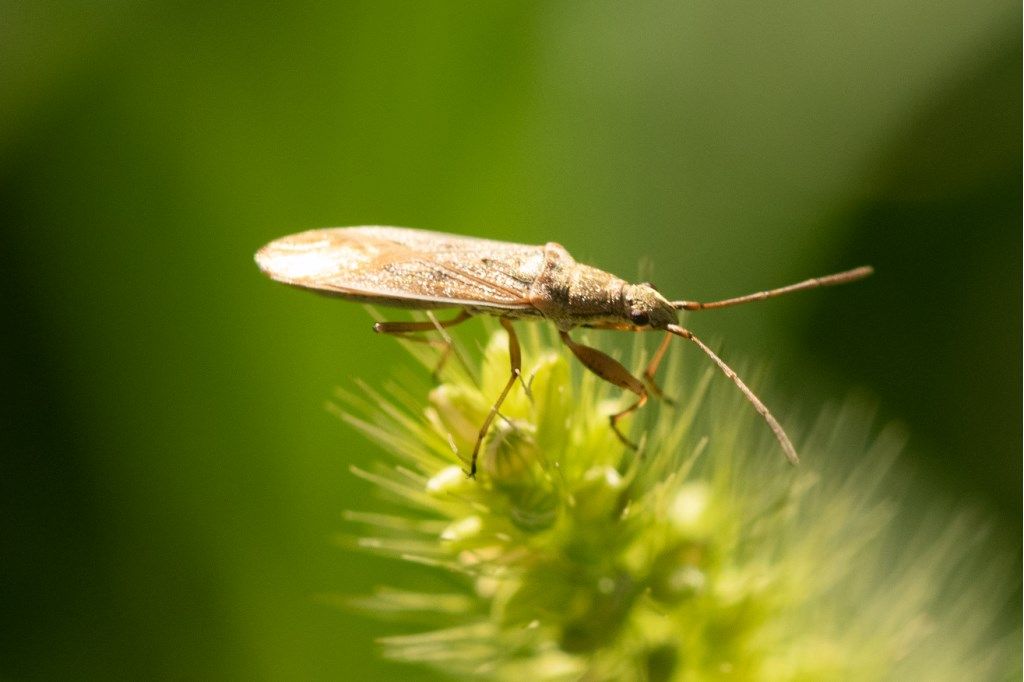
255, 226, 543, 310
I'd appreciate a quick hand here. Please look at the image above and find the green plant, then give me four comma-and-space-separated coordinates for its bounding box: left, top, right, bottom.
334, 322, 1015, 681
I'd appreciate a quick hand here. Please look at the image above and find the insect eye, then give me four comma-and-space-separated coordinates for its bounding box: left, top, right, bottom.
630, 310, 650, 326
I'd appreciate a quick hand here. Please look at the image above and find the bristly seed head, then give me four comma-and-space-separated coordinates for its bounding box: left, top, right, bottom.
335, 324, 1016, 681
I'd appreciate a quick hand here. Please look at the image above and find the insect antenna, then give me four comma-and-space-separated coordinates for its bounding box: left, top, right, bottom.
672, 266, 873, 311
666, 324, 799, 465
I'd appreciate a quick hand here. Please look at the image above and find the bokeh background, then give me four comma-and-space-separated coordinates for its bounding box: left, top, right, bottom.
2, 2, 1019, 679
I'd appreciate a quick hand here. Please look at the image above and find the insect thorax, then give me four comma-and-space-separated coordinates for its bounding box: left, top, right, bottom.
528, 243, 629, 330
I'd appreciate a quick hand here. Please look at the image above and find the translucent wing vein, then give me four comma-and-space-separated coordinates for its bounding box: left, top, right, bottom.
255, 226, 543, 310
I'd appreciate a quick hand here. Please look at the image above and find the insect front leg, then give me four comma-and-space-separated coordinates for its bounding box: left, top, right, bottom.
469, 318, 522, 478
373, 309, 472, 378
558, 331, 647, 449
585, 323, 675, 405
642, 332, 676, 405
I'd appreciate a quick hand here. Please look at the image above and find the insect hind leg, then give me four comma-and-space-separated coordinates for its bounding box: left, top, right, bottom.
373, 309, 472, 378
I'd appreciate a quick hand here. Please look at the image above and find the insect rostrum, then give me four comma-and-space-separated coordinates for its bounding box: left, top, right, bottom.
255, 226, 872, 476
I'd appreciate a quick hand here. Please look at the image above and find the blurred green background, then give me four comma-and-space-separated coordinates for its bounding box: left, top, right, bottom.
1, 2, 1019, 679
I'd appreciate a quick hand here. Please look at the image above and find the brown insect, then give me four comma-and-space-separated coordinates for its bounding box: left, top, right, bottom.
255, 226, 872, 477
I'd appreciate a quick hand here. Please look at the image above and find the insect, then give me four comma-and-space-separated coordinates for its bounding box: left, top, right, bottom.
255, 226, 872, 477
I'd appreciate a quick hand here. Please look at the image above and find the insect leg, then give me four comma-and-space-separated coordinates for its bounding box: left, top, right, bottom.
469, 318, 521, 478
666, 324, 799, 464
559, 331, 647, 449
373, 310, 472, 378
642, 332, 676, 405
